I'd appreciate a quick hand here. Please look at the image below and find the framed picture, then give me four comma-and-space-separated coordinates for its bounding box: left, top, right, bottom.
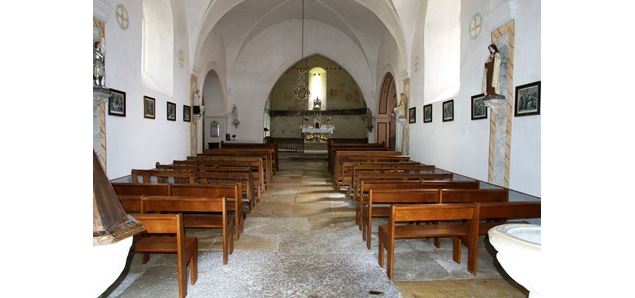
408, 107, 416, 123
108, 89, 126, 117
167, 101, 176, 121
442, 99, 454, 122
183, 105, 191, 122
515, 81, 541, 117
471, 93, 488, 120
423, 104, 432, 123
143, 96, 155, 119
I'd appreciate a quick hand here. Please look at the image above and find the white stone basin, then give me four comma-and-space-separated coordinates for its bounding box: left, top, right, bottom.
488, 224, 542, 298
93, 237, 133, 297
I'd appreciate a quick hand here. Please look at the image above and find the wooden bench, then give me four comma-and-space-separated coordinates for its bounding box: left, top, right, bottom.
175, 159, 265, 193
157, 163, 258, 211
114, 182, 243, 240
131, 169, 196, 184
220, 143, 279, 172
142, 196, 234, 265
328, 143, 386, 175
362, 189, 440, 249
355, 180, 480, 228
334, 153, 410, 190
201, 149, 274, 181
188, 156, 269, 189
378, 203, 479, 279
343, 162, 435, 193
131, 213, 198, 298
171, 183, 244, 240
351, 171, 450, 199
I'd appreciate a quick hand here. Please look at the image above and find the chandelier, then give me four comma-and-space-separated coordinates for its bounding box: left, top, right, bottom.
294, 0, 310, 102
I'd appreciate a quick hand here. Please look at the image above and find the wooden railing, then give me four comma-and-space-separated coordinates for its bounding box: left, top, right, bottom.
264, 137, 304, 152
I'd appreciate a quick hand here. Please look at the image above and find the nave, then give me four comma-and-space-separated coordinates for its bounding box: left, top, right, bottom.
107, 153, 527, 298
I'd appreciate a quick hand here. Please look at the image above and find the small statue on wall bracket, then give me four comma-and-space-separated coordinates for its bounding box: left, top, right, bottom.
94, 41, 106, 88
482, 43, 501, 96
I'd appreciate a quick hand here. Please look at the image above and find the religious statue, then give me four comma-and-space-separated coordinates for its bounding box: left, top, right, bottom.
94, 41, 106, 87
398, 92, 407, 119
482, 43, 501, 96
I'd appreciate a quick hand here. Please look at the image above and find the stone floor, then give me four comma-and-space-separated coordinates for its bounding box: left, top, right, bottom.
106, 153, 528, 298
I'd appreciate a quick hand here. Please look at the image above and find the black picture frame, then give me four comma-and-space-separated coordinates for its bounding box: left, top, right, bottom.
108, 89, 126, 117
471, 93, 488, 120
515, 81, 541, 117
423, 104, 432, 123
442, 99, 454, 122
167, 101, 177, 121
183, 105, 191, 122
408, 107, 416, 123
143, 96, 155, 119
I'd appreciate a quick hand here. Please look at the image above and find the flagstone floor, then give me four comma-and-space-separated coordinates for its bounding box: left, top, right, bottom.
106, 153, 527, 298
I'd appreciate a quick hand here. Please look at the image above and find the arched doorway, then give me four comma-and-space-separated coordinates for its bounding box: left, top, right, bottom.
202, 70, 226, 150
376, 73, 397, 150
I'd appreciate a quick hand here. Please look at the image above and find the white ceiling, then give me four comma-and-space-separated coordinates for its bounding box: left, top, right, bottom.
188, 0, 418, 70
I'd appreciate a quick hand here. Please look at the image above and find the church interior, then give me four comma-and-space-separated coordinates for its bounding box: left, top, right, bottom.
7, 1, 635, 297
89, 0, 544, 297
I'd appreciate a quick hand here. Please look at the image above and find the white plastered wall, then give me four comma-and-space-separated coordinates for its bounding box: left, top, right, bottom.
104, 0, 191, 179
408, 0, 540, 196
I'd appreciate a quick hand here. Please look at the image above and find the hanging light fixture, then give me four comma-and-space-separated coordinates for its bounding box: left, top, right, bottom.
294, 0, 310, 102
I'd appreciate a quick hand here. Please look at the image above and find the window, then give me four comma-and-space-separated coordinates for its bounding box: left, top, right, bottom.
308, 67, 326, 110
424, 0, 460, 104
142, 0, 174, 96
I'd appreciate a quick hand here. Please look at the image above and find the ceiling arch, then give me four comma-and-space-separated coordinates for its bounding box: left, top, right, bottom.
191, 0, 408, 72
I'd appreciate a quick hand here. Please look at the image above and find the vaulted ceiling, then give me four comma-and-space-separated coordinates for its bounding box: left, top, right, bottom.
186, 0, 422, 72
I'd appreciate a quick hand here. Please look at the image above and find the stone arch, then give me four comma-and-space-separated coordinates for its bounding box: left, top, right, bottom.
201, 69, 227, 150
376, 72, 397, 149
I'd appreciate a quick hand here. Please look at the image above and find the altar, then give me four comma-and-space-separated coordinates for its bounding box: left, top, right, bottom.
301, 126, 334, 142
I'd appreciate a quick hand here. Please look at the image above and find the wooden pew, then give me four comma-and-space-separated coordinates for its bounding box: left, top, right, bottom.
328, 143, 386, 175
170, 183, 243, 240
142, 196, 234, 265
378, 203, 479, 279
355, 180, 480, 228
157, 162, 258, 211
131, 213, 198, 298
188, 156, 269, 189
220, 143, 279, 172
334, 152, 410, 190
195, 169, 257, 211
131, 169, 196, 184
467, 201, 541, 273
176, 159, 265, 193
362, 189, 440, 249
202, 149, 274, 180
112, 183, 170, 196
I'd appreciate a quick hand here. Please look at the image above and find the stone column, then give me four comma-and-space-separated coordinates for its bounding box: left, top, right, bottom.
93, 88, 111, 171
483, 95, 510, 187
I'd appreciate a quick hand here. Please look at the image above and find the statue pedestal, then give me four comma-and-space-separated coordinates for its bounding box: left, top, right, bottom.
483, 95, 507, 113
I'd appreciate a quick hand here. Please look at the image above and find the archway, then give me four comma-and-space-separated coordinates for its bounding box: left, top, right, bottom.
266, 54, 368, 151
377, 72, 397, 150
202, 70, 226, 150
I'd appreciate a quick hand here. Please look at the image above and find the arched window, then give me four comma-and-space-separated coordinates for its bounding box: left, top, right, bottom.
142, 0, 174, 96
308, 67, 326, 110
424, 0, 460, 104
